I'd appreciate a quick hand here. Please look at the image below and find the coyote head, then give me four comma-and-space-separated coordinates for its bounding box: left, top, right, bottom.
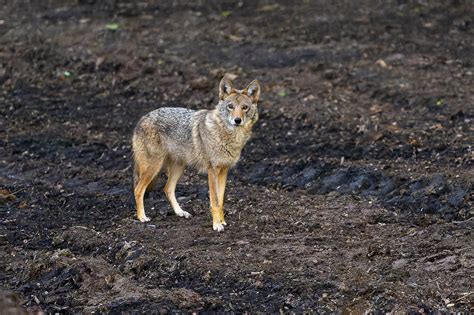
217, 77, 260, 128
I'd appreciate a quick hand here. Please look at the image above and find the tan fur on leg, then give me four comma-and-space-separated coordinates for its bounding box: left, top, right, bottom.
164, 161, 191, 218
134, 158, 163, 222
217, 167, 228, 225
208, 167, 223, 231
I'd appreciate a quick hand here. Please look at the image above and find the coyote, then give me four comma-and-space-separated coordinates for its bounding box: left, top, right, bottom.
132, 77, 260, 231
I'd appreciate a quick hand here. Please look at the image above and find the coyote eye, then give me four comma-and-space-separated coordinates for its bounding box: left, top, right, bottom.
242, 105, 249, 111
227, 104, 234, 110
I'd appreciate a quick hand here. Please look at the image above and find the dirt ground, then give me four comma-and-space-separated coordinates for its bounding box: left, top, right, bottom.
0, 0, 473, 313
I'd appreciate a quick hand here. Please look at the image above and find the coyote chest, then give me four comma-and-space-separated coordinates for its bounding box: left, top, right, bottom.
190, 112, 252, 171
207, 124, 251, 168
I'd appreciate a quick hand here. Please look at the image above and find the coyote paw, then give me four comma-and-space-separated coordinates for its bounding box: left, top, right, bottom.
176, 210, 192, 219
213, 223, 225, 232
138, 215, 151, 222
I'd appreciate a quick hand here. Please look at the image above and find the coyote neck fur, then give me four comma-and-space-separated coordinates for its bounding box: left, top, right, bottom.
192, 108, 256, 171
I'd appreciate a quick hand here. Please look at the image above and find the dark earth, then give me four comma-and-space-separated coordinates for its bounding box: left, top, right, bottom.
1, 0, 473, 313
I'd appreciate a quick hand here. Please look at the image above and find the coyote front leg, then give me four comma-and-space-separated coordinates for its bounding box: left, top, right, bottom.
217, 167, 228, 226
208, 166, 224, 232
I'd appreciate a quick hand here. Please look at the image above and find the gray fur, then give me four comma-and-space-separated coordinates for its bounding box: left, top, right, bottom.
132, 82, 259, 174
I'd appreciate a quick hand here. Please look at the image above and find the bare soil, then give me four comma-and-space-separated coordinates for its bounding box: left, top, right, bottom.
0, 0, 473, 313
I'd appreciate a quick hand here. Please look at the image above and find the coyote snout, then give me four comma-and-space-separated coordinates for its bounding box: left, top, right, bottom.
132, 76, 260, 232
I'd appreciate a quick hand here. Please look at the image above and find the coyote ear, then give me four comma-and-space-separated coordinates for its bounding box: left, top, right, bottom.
243, 79, 260, 103
219, 77, 234, 100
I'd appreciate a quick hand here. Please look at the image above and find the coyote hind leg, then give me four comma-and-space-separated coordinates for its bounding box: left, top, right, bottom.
164, 161, 191, 218
134, 156, 164, 222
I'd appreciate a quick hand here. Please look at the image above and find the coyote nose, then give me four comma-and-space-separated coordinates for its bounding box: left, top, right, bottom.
234, 117, 242, 125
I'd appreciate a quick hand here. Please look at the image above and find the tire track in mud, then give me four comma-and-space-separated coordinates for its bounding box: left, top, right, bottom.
233, 112, 472, 221
237, 160, 471, 220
